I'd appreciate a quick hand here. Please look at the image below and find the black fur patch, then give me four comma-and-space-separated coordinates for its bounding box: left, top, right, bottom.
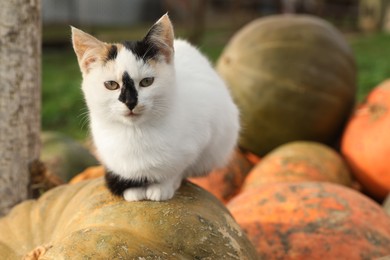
105, 170, 149, 197
123, 40, 159, 62
118, 72, 138, 110
122, 23, 162, 62
106, 45, 118, 62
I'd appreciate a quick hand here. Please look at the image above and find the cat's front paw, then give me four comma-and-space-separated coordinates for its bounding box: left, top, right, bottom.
146, 183, 175, 201
123, 187, 146, 201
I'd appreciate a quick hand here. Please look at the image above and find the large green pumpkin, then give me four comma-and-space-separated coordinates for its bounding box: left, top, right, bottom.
0, 179, 257, 259
217, 15, 356, 156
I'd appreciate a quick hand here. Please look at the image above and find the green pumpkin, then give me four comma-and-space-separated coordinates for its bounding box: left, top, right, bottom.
217, 15, 356, 156
0, 178, 258, 259
41, 131, 98, 182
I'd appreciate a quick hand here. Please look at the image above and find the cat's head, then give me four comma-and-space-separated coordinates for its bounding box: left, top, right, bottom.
72, 14, 175, 126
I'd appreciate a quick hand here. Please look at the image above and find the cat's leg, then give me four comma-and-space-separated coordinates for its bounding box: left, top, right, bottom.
146, 176, 183, 201
105, 170, 148, 201
123, 187, 147, 201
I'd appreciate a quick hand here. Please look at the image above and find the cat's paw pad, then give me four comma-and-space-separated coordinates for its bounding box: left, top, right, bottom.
123, 187, 146, 201
146, 184, 175, 201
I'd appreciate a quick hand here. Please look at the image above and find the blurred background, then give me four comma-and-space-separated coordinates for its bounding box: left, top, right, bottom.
42, 0, 390, 140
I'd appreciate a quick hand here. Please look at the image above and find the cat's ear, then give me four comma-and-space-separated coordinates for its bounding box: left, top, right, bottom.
71, 26, 106, 73
144, 14, 174, 62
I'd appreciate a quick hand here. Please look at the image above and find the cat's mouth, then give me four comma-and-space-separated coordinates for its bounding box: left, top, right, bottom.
125, 111, 141, 117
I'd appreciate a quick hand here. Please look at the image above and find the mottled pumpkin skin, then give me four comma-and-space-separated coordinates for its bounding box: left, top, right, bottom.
242, 141, 352, 191
217, 15, 356, 156
341, 80, 390, 200
0, 178, 258, 259
227, 182, 390, 259
189, 148, 254, 203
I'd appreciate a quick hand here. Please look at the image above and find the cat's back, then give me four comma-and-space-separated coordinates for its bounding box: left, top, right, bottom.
174, 39, 210, 69
173, 39, 228, 97
172, 38, 238, 131
174, 39, 221, 83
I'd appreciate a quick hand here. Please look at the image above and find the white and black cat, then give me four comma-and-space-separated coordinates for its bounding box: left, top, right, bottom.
71, 14, 239, 201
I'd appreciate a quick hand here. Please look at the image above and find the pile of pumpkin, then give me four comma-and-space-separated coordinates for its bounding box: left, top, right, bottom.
210, 14, 390, 258
1, 14, 390, 259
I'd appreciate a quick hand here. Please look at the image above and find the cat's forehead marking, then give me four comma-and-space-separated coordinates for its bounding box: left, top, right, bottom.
106, 44, 118, 62
104, 44, 124, 64
115, 43, 160, 73
122, 40, 159, 63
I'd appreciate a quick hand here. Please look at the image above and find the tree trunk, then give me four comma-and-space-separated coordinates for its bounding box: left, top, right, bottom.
0, 0, 41, 216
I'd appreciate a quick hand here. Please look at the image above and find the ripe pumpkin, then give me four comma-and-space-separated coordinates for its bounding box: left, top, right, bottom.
69, 165, 104, 184
189, 148, 254, 203
341, 80, 390, 200
227, 182, 390, 259
0, 178, 257, 259
242, 149, 262, 165
216, 14, 356, 156
242, 141, 353, 191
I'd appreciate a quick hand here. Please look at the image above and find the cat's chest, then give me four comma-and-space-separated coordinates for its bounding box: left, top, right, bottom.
93, 125, 160, 154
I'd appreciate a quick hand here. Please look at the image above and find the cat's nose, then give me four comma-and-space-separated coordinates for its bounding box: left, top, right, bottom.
125, 99, 137, 110
118, 85, 138, 110
119, 93, 138, 110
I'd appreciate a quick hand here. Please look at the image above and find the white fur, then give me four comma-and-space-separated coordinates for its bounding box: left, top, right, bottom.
82, 39, 239, 201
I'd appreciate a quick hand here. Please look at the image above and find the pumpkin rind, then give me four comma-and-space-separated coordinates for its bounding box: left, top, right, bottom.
0, 178, 258, 259
216, 14, 356, 156
189, 148, 254, 203
341, 80, 390, 200
242, 141, 353, 191
227, 182, 390, 259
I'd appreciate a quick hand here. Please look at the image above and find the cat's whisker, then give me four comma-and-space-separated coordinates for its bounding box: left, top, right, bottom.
78, 109, 90, 131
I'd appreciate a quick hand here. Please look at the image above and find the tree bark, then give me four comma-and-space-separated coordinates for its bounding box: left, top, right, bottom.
0, 0, 41, 216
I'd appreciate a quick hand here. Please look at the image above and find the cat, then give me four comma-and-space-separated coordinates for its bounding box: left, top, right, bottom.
71, 14, 240, 201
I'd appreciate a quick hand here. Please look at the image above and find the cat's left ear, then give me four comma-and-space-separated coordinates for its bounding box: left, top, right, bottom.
144, 14, 174, 62
71, 26, 107, 73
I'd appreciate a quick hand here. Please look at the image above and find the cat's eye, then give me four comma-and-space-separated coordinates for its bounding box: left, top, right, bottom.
104, 81, 120, 90
140, 77, 154, 87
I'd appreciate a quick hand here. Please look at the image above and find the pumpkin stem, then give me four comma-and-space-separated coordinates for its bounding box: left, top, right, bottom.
23, 244, 52, 260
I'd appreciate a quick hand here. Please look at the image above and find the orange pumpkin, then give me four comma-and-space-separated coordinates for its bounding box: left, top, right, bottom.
227, 182, 390, 258
242, 149, 262, 165
69, 165, 105, 184
341, 80, 390, 200
242, 141, 353, 192
188, 148, 254, 203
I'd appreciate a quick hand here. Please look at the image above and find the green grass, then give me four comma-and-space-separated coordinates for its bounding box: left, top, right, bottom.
349, 33, 390, 101
42, 30, 390, 140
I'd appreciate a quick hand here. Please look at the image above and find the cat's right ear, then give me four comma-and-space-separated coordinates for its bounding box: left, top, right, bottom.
144, 14, 174, 63
71, 26, 105, 73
